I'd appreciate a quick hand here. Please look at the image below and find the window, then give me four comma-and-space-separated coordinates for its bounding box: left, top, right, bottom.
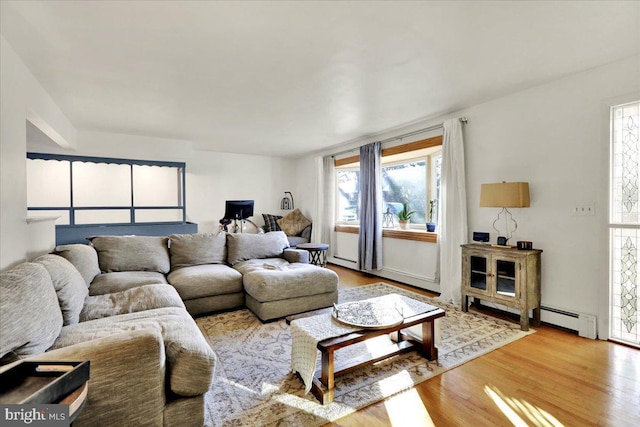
382, 159, 428, 224
27, 153, 186, 226
337, 168, 360, 222
335, 136, 442, 230
609, 100, 640, 347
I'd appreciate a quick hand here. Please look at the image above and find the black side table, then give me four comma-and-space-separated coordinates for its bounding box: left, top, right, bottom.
296, 243, 329, 267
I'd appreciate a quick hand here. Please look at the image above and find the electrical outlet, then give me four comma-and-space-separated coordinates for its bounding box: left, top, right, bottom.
572, 203, 596, 216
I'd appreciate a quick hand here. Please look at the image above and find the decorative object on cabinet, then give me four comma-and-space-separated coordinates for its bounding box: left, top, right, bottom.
461, 243, 541, 331
472, 231, 490, 243
479, 181, 530, 245
517, 241, 533, 250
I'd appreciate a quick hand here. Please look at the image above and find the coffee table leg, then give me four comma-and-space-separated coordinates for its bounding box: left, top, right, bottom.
310, 349, 335, 404
321, 348, 335, 390
421, 320, 438, 360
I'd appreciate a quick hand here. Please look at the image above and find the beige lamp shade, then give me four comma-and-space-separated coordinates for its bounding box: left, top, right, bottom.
480, 182, 530, 208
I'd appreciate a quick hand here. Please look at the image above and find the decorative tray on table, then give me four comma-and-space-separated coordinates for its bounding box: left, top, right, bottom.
0, 361, 90, 405
332, 301, 405, 329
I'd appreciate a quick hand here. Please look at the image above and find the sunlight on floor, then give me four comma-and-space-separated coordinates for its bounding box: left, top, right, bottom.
375, 369, 413, 396
383, 388, 435, 427
484, 385, 565, 427
220, 377, 258, 395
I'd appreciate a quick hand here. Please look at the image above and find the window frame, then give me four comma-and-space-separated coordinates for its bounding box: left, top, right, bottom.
333, 135, 442, 242
26, 152, 187, 226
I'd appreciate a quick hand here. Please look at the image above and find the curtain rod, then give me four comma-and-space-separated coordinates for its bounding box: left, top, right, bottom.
332, 117, 468, 158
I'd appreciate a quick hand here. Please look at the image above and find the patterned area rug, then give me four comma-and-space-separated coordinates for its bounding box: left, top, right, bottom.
196, 283, 534, 426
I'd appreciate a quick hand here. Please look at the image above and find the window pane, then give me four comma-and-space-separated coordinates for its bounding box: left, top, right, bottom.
337, 170, 360, 222
27, 159, 70, 207
73, 162, 131, 207
135, 209, 183, 223
612, 103, 640, 224
75, 209, 130, 224
133, 165, 181, 207
611, 228, 640, 345
382, 160, 427, 224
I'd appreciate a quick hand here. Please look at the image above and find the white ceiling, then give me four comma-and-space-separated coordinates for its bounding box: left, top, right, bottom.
2, 1, 639, 157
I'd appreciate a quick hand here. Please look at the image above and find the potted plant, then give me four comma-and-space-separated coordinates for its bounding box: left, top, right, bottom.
426, 199, 437, 232
396, 202, 415, 230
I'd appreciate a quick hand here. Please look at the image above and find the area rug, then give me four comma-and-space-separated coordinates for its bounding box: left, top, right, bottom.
196, 282, 534, 426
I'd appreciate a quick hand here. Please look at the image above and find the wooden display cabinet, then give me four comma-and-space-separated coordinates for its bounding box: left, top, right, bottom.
461, 243, 542, 331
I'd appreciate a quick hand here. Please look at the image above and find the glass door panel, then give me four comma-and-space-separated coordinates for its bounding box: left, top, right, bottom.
496, 259, 516, 297
470, 256, 487, 291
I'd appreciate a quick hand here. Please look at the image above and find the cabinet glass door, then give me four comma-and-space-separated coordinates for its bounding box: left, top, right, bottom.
496, 259, 516, 297
470, 256, 487, 291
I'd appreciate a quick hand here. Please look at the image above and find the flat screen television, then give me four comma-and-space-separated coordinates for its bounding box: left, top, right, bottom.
224, 200, 254, 220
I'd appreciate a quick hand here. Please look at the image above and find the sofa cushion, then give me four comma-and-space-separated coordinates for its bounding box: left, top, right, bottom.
34, 254, 88, 325
232, 257, 290, 275
239, 261, 339, 302
167, 264, 243, 300
89, 272, 167, 296
89, 235, 170, 273
81, 284, 185, 321
54, 244, 100, 286
277, 209, 312, 236
226, 231, 290, 265
261, 214, 282, 232
0, 263, 63, 359
169, 232, 226, 269
51, 307, 216, 397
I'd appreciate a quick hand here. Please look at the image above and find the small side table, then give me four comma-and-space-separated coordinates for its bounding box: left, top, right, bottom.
296, 243, 329, 267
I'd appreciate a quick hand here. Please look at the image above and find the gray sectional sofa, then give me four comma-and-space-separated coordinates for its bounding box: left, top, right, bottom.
0, 231, 338, 426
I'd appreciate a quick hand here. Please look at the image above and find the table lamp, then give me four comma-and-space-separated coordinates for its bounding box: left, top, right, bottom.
480, 182, 530, 245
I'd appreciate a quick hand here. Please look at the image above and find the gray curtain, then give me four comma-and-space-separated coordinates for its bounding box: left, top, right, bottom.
358, 142, 383, 270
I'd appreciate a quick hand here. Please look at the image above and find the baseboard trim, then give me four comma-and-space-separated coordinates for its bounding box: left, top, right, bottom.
328, 258, 440, 294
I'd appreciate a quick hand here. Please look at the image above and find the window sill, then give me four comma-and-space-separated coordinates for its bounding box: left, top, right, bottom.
334, 225, 437, 243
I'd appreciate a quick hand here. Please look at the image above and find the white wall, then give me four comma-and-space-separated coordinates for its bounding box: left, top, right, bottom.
463, 55, 639, 336
294, 55, 640, 333
0, 36, 76, 269
331, 232, 439, 290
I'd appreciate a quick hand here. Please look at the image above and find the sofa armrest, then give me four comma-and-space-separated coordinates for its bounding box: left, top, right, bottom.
30, 330, 165, 427
283, 249, 309, 264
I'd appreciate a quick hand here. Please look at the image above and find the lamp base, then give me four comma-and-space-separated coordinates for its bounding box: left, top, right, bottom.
492, 208, 518, 242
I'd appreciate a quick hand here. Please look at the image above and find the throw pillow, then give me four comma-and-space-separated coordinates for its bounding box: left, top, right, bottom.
277, 209, 312, 236
34, 254, 89, 325
54, 244, 100, 286
0, 263, 63, 359
89, 235, 171, 273
226, 231, 290, 265
262, 214, 282, 232
169, 232, 226, 269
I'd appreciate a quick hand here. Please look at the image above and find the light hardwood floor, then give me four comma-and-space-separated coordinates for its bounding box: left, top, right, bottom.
323, 264, 640, 427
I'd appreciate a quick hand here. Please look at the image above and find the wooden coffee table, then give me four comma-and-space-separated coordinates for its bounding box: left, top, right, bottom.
288, 296, 445, 404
